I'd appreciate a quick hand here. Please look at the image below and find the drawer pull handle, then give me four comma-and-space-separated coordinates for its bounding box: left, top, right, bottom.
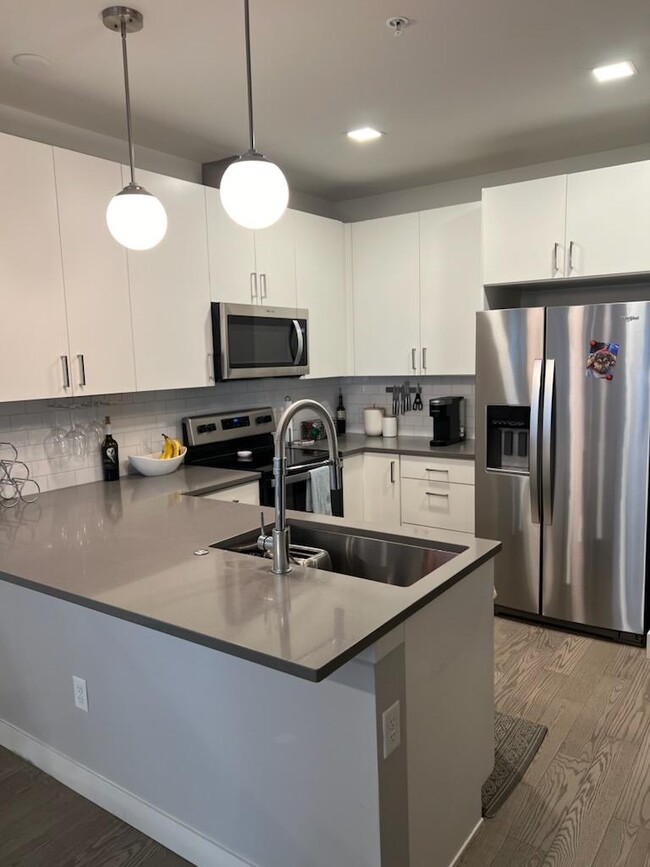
426, 491, 449, 498
425, 467, 449, 473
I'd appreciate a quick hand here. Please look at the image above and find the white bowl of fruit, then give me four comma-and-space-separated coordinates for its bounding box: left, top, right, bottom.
129, 435, 187, 477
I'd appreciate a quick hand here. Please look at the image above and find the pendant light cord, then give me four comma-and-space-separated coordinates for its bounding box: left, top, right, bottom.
244, 0, 256, 154
121, 20, 136, 185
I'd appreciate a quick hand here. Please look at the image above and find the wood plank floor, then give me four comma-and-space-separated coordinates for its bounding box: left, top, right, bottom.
460, 616, 650, 867
0, 745, 191, 866
1, 616, 648, 866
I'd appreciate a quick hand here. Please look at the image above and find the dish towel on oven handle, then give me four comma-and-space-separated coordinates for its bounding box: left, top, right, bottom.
306, 465, 332, 516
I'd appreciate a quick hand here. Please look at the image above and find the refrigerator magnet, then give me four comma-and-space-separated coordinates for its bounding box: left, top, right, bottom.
586, 339, 619, 381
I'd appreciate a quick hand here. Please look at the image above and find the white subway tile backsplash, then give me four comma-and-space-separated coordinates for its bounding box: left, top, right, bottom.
0, 374, 474, 494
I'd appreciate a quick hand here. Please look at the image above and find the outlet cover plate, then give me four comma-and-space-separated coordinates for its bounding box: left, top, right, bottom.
73, 676, 88, 713
382, 700, 401, 759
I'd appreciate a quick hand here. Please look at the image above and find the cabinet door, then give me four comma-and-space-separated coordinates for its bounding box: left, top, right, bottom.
126, 169, 213, 391
482, 176, 567, 284
205, 187, 257, 304
352, 214, 420, 375
294, 211, 347, 378
362, 453, 401, 528
420, 203, 483, 376
54, 149, 136, 396
342, 454, 364, 522
254, 210, 297, 308
0, 134, 71, 401
565, 162, 650, 279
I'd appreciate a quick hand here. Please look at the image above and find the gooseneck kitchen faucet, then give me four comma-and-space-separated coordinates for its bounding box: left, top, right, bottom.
257, 399, 343, 574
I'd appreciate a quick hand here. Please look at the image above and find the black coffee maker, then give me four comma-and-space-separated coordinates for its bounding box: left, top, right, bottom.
429, 396, 466, 446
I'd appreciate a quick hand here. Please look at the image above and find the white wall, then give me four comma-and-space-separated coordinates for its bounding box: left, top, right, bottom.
0, 103, 202, 183
337, 142, 650, 222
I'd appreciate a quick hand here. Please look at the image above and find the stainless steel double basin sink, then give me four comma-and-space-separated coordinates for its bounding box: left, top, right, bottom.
213, 520, 465, 587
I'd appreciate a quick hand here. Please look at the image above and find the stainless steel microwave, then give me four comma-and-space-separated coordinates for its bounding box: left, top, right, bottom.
211, 302, 309, 380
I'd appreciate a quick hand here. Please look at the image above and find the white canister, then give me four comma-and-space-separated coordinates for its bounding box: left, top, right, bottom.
363, 406, 384, 437
382, 415, 398, 438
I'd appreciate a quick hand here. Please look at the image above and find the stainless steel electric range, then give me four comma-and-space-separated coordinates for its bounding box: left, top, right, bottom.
182, 407, 336, 513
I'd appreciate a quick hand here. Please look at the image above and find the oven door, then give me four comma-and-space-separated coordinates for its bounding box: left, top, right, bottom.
212, 302, 309, 380
261, 471, 310, 513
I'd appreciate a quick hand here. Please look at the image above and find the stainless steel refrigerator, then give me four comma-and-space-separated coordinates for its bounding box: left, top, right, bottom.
476, 302, 650, 644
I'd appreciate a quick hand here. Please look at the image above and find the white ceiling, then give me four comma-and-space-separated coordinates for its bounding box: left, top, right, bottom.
1, 0, 650, 200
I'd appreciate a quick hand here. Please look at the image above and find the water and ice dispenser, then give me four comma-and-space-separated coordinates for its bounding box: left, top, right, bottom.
486, 406, 531, 474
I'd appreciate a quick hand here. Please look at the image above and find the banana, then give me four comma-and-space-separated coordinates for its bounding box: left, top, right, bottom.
171, 438, 183, 458
160, 434, 173, 460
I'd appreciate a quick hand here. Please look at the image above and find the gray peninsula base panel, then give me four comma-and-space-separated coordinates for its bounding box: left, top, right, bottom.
0, 465, 498, 867
0, 564, 493, 867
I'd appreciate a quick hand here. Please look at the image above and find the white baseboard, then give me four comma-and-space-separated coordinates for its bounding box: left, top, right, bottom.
449, 817, 483, 867
0, 718, 255, 867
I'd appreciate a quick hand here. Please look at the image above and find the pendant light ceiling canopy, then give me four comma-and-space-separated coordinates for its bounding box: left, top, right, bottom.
220, 0, 289, 230
102, 6, 167, 251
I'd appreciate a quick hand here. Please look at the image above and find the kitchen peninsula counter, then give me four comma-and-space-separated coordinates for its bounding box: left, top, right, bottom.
0, 464, 496, 682
0, 464, 498, 867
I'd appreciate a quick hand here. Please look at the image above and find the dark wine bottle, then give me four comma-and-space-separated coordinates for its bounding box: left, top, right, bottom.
336, 390, 346, 435
101, 415, 120, 482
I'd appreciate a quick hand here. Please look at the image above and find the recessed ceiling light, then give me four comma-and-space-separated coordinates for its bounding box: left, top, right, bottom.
592, 61, 636, 83
347, 127, 383, 143
12, 53, 52, 70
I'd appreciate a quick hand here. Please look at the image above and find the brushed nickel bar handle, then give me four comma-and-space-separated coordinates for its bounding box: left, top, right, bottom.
529, 358, 543, 525
422, 346, 427, 371
552, 242, 559, 275
390, 460, 396, 484
426, 491, 449, 498
568, 241, 575, 273
61, 355, 71, 390
542, 358, 555, 525
77, 354, 86, 387
250, 272, 258, 302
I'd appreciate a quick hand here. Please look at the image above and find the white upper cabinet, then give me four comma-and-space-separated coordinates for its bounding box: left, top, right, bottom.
565, 161, 650, 279
352, 213, 420, 375
53, 148, 136, 396
206, 186, 257, 305
419, 202, 483, 376
0, 134, 70, 401
125, 168, 213, 392
294, 211, 347, 378
482, 175, 568, 285
254, 210, 297, 309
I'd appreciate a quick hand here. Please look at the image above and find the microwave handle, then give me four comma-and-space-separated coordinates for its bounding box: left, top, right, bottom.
292, 319, 304, 366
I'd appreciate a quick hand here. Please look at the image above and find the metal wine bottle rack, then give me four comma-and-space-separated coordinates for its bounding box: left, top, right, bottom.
0, 443, 40, 508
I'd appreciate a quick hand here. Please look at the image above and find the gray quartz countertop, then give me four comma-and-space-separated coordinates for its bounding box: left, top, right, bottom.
336, 434, 475, 460
0, 462, 497, 683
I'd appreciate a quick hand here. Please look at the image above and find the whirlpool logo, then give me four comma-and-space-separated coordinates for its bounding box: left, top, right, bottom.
622, 315, 640, 322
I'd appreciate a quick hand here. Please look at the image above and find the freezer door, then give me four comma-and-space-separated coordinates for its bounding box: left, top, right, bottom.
543, 302, 650, 635
476, 308, 546, 613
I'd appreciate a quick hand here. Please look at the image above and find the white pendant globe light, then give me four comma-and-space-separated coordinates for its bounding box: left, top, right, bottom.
220, 0, 289, 230
102, 7, 167, 250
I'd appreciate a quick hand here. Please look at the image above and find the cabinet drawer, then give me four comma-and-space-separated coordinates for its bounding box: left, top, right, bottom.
202, 482, 260, 505
401, 478, 475, 534
400, 455, 475, 486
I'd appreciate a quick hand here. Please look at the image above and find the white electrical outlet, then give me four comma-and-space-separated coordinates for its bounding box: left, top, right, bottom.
72, 676, 89, 713
382, 700, 401, 758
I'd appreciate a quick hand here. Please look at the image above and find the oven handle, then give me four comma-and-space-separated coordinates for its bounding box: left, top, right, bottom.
292, 319, 305, 365
271, 459, 334, 487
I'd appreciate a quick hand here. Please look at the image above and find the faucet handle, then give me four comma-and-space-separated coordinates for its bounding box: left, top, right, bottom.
260, 510, 266, 537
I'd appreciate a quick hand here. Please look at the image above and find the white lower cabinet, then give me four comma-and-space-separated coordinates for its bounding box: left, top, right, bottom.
401, 456, 475, 535
362, 453, 401, 529
342, 454, 364, 522
202, 482, 260, 505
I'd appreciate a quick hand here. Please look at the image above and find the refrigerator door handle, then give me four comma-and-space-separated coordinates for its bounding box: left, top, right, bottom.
529, 358, 543, 524
542, 358, 555, 525
530, 358, 542, 524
